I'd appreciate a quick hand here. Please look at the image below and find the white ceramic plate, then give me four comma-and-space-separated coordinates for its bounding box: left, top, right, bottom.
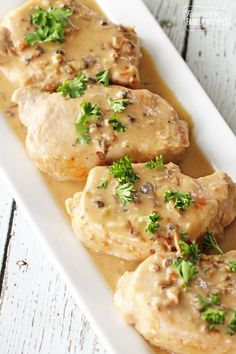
0, 1, 236, 354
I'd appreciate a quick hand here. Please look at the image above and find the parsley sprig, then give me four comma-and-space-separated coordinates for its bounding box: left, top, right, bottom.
97, 180, 108, 189
26, 7, 72, 46
196, 293, 221, 310
172, 239, 200, 286
107, 97, 130, 113
108, 114, 126, 132
107, 96, 130, 134
96, 69, 110, 86
228, 261, 236, 272
110, 156, 139, 205
202, 232, 224, 255
110, 156, 139, 185
200, 305, 236, 334
57, 72, 88, 98
196, 292, 229, 331
172, 258, 198, 286
75, 101, 101, 144
196, 281, 236, 334
179, 239, 201, 263
145, 212, 161, 234
201, 308, 226, 331
115, 183, 135, 205
226, 312, 236, 335
164, 189, 194, 211
146, 155, 164, 169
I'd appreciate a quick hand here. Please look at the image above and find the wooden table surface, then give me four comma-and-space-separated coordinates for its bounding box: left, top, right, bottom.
0, 0, 236, 353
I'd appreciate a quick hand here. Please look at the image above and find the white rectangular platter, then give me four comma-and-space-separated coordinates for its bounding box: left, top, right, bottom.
0, 1, 236, 354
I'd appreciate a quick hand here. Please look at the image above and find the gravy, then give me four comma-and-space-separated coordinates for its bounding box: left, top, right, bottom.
0, 1, 236, 354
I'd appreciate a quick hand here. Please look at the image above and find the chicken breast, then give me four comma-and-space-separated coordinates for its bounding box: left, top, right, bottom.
0, 0, 140, 90
12, 85, 189, 181
114, 250, 236, 354
66, 162, 236, 260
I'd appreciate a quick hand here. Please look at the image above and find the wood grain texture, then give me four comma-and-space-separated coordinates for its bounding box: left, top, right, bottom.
0, 0, 235, 353
0, 200, 107, 354
185, 0, 236, 134
143, 0, 190, 54
0, 184, 13, 272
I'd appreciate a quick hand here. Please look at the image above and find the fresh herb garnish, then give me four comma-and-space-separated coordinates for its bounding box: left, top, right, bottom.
107, 97, 130, 113
97, 180, 108, 189
115, 182, 135, 205
110, 157, 139, 205
228, 261, 236, 272
196, 292, 232, 332
196, 293, 221, 310
108, 113, 126, 132
180, 231, 189, 239
57, 72, 88, 98
106, 96, 129, 133
172, 239, 200, 286
179, 240, 201, 263
172, 258, 198, 286
209, 293, 221, 305
110, 156, 139, 185
164, 189, 194, 211
75, 101, 101, 144
202, 232, 224, 255
201, 308, 226, 330
226, 312, 236, 335
25, 7, 72, 46
145, 155, 164, 169
96, 69, 110, 86
145, 212, 161, 234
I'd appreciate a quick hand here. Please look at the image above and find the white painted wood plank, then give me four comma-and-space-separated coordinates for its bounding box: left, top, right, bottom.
144, 0, 190, 54
0, 182, 13, 269
186, 0, 236, 134
0, 205, 106, 354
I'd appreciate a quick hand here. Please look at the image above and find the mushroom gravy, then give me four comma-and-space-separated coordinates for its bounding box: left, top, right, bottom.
0, 1, 236, 353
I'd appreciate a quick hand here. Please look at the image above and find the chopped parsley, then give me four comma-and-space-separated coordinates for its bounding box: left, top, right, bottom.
145, 155, 164, 169
25, 7, 72, 46
180, 231, 189, 239
164, 189, 194, 211
172, 239, 201, 286
202, 232, 224, 255
228, 261, 236, 272
97, 180, 108, 189
107, 96, 130, 134
107, 97, 130, 113
108, 114, 126, 132
201, 308, 226, 330
196, 292, 236, 335
196, 293, 221, 310
115, 183, 135, 205
196, 292, 236, 332
145, 212, 161, 234
75, 101, 101, 144
57, 72, 88, 98
226, 312, 236, 335
96, 69, 110, 86
179, 240, 201, 263
110, 157, 139, 205
110, 156, 139, 185
172, 258, 198, 286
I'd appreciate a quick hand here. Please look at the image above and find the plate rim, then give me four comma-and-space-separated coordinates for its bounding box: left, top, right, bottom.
0, 1, 236, 353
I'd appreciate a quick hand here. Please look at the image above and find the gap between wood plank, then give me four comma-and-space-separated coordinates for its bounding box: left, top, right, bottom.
181, 0, 194, 59
0, 200, 16, 297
